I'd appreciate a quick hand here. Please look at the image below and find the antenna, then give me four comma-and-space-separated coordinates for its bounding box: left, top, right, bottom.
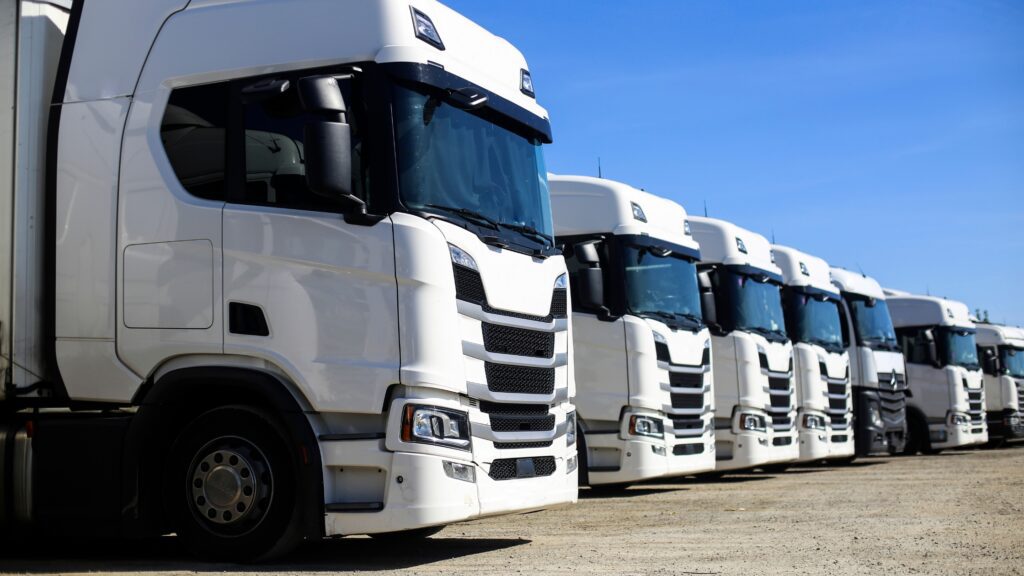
703, 199, 708, 217
856, 262, 864, 276
771, 228, 776, 244
597, 157, 602, 179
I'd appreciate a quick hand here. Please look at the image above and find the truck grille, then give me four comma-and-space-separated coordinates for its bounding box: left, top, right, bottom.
482, 323, 554, 358
485, 362, 555, 395
673, 443, 705, 456
480, 401, 555, 432
827, 382, 850, 427
456, 264, 567, 321
767, 375, 794, 431
967, 390, 984, 423
670, 392, 705, 410
669, 372, 704, 389
878, 388, 907, 424
876, 371, 906, 391
670, 416, 706, 437
454, 265, 486, 304
768, 376, 790, 391
494, 441, 553, 450
489, 456, 557, 480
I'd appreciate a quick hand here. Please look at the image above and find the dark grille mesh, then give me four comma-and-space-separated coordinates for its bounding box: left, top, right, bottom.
768, 376, 790, 391
671, 417, 704, 433
772, 436, 793, 446
454, 265, 485, 304
481, 401, 555, 432
968, 391, 984, 422
550, 289, 567, 318
770, 394, 791, 408
828, 397, 847, 411
669, 372, 704, 389
488, 457, 557, 480
485, 362, 555, 395
493, 441, 553, 450
673, 443, 705, 456
656, 341, 671, 363
827, 383, 846, 396
670, 392, 704, 410
829, 414, 845, 425
482, 323, 554, 358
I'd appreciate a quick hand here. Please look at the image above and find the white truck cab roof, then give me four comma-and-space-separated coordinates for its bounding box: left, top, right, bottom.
772, 245, 839, 298
689, 216, 780, 277
976, 323, 1024, 349
549, 175, 698, 252
830, 267, 886, 300
886, 293, 975, 330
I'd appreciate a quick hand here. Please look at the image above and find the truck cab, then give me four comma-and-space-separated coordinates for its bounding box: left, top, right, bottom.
689, 217, 798, 471
550, 176, 714, 487
829, 268, 908, 456
772, 246, 852, 462
1, 0, 575, 559
887, 293, 988, 453
975, 322, 1024, 445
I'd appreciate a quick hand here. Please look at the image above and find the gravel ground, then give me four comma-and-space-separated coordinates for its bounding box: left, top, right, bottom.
3, 444, 1022, 575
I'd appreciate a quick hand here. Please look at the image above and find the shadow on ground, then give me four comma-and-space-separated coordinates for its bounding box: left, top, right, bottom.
0, 534, 530, 573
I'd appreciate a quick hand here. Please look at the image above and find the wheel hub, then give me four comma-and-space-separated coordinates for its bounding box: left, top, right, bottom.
191, 447, 263, 526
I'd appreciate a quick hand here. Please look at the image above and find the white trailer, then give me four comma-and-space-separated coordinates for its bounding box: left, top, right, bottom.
1, 0, 576, 560
772, 246, 852, 462
829, 268, 908, 456
549, 176, 715, 488
975, 323, 1024, 445
887, 293, 988, 452
689, 217, 798, 472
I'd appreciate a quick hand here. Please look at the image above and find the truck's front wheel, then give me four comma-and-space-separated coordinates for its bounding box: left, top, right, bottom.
168, 406, 304, 562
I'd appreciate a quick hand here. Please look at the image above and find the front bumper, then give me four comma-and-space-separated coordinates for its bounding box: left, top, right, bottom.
854, 387, 907, 456
715, 428, 797, 471
797, 412, 829, 462
986, 410, 1024, 442
323, 445, 578, 536
930, 421, 988, 450
584, 423, 715, 485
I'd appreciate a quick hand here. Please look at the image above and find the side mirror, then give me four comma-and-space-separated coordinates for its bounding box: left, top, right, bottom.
698, 271, 718, 328
572, 241, 611, 319
299, 75, 362, 213
923, 329, 940, 368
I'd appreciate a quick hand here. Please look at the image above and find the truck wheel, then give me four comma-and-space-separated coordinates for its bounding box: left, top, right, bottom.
369, 526, 445, 540
576, 426, 591, 487
168, 405, 304, 562
902, 411, 925, 455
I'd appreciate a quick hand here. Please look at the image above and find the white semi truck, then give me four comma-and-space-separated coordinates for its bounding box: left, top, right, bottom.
0, 0, 577, 560
975, 323, 1024, 446
829, 268, 908, 456
689, 218, 798, 472
549, 176, 714, 488
887, 293, 988, 453
772, 246, 852, 462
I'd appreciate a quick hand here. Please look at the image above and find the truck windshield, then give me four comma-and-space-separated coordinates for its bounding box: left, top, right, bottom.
939, 328, 980, 370
1000, 347, 1024, 378
718, 268, 787, 342
848, 297, 900, 351
784, 291, 844, 353
622, 243, 703, 331
393, 84, 553, 252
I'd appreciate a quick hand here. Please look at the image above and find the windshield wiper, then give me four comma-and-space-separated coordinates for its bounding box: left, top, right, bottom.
423, 204, 500, 231
500, 221, 553, 247
747, 325, 787, 342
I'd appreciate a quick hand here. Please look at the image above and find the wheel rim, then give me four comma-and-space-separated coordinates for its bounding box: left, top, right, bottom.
188, 436, 273, 535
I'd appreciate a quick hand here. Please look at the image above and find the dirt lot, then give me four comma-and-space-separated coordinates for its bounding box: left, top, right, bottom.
2, 444, 1023, 576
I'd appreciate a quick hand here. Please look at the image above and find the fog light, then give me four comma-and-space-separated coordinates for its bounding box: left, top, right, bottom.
869, 403, 884, 429
567, 412, 577, 446
442, 460, 476, 483
652, 444, 666, 456
566, 455, 578, 474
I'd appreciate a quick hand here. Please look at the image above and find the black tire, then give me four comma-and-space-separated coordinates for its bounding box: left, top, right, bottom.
576, 426, 590, 487
369, 526, 445, 540
167, 405, 305, 562
902, 410, 925, 455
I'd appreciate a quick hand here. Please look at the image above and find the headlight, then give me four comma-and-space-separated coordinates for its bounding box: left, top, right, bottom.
449, 244, 478, 271
946, 412, 970, 427
554, 272, 568, 289
739, 413, 767, 433
401, 404, 471, 450
802, 414, 827, 430
566, 411, 577, 446
566, 454, 578, 474
869, 403, 884, 429
628, 414, 664, 438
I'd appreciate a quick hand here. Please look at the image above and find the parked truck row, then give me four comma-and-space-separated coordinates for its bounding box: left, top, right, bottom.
2, 0, 1019, 562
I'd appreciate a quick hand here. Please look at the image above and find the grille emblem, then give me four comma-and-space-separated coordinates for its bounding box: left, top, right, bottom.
889, 370, 898, 391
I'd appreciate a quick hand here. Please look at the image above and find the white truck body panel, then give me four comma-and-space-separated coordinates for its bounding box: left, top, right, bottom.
975, 323, 1023, 440
689, 217, 798, 470
888, 293, 988, 449
773, 245, 852, 461
550, 176, 714, 484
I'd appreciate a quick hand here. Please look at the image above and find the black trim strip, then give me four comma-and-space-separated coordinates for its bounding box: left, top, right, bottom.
618, 234, 700, 262
325, 502, 384, 512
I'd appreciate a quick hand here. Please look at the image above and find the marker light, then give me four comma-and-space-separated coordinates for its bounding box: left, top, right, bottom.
402, 404, 471, 450
684, 220, 692, 236
631, 202, 647, 222
520, 69, 535, 98
769, 249, 776, 264
554, 273, 569, 289
442, 460, 476, 483
411, 8, 444, 50
736, 237, 747, 254
628, 415, 664, 438
449, 244, 478, 271
566, 454, 578, 474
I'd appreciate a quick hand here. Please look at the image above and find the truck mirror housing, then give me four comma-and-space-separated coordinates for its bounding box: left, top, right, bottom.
298, 75, 361, 211
923, 329, 940, 368
572, 241, 610, 318
698, 271, 718, 328
575, 241, 600, 265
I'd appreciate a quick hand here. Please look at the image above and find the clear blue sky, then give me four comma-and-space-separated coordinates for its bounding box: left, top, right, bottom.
445, 0, 1024, 326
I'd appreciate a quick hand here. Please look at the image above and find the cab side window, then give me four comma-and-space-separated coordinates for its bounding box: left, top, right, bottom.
161, 82, 229, 201
896, 327, 930, 365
